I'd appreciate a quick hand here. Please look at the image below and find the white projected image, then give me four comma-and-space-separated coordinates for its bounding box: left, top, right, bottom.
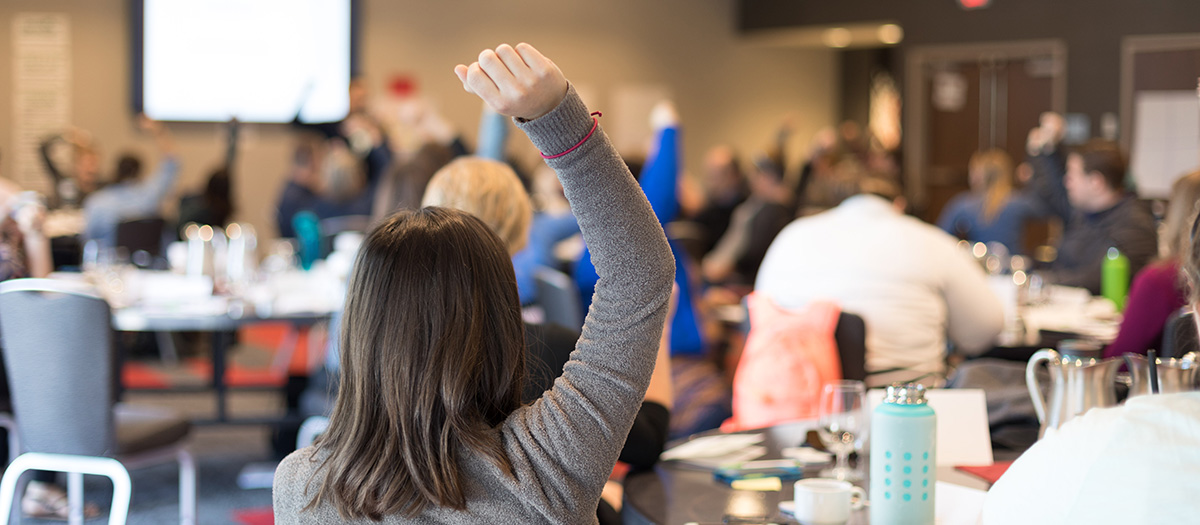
142, 0, 351, 123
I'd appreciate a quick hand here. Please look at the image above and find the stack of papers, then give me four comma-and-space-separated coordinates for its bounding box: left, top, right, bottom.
661, 433, 766, 469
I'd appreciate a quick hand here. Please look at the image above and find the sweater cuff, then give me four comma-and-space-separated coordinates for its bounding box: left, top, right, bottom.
514, 85, 594, 158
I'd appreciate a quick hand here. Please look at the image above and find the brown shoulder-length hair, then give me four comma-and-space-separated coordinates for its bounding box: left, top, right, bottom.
307, 206, 526, 520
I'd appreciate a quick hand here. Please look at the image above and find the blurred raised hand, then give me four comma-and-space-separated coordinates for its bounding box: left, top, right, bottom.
454, 43, 567, 121
649, 100, 680, 131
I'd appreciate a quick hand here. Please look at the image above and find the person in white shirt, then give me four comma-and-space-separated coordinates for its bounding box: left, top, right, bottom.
982, 207, 1200, 524
754, 169, 1003, 387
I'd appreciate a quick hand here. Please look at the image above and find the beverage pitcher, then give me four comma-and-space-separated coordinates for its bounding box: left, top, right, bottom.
1124, 352, 1200, 397
1026, 348, 1123, 438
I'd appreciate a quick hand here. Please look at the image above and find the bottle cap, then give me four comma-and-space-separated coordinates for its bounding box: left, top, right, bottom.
884, 383, 927, 405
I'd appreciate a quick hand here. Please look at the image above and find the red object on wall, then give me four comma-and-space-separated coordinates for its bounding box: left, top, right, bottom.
958, 0, 992, 9
389, 75, 417, 98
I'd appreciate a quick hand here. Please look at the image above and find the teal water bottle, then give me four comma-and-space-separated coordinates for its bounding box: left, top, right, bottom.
293, 211, 321, 271
870, 383, 936, 525
1102, 247, 1130, 312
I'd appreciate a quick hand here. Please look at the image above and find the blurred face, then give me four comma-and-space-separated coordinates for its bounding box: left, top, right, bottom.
704, 147, 739, 197
77, 151, 99, 181
1065, 153, 1101, 212
968, 166, 986, 191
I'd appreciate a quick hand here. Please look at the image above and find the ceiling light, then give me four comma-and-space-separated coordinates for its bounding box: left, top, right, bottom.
823, 27, 852, 48
878, 24, 904, 45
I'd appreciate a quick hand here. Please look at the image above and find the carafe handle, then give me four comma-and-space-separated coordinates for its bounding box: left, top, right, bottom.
1026, 349, 1058, 425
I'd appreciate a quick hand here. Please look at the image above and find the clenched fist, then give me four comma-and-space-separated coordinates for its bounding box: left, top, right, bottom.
454, 43, 568, 122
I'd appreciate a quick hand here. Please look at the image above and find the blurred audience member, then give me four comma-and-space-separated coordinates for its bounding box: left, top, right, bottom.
938, 149, 1043, 254
177, 167, 233, 233
275, 137, 323, 238
511, 164, 579, 305
1103, 169, 1200, 358
178, 118, 239, 233
683, 145, 748, 257
312, 140, 370, 219
39, 127, 102, 209
0, 179, 51, 280
702, 137, 793, 287
755, 163, 1003, 386
983, 194, 1200, 524
574, 101, 706, 356
1027, 114, 1158, 294
82, 116, 179, 249
370, 98, 471, 223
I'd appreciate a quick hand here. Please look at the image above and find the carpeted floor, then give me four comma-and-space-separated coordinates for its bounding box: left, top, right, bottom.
11, 323, 327, 525
18, 399, 281, 525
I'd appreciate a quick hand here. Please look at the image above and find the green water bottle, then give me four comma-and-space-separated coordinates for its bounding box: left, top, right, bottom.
1102, 247, 1130, 311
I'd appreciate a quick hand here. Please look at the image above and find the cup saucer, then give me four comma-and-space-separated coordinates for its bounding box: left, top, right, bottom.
778, 500, 795, 516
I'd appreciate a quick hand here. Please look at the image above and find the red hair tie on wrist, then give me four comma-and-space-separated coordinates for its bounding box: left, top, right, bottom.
541, 112, 603, 159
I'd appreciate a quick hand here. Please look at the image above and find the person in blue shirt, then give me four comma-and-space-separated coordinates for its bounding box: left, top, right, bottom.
511, 168, 579, 305
82, 116, 180, 249
574, 101, 705, 356
937, 148, 1042, 255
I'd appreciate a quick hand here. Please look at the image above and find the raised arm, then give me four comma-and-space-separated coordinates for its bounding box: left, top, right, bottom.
640, 102, 681, 225
1025, 113, 1071, 221
130, 116, 180, 212
457, 43, 674, 514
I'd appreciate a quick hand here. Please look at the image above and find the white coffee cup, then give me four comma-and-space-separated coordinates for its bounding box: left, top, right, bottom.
789, 478, 866, 525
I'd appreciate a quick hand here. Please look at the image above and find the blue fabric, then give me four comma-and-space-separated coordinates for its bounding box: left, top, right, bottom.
83, 157, 181, 248
936, 192, 1043, 255
476, 109, 510, 161
573, 126, 705, 355
513, 211, 580, 305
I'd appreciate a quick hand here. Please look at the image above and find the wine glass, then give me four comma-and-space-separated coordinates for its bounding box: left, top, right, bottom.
818, 380, 868, 481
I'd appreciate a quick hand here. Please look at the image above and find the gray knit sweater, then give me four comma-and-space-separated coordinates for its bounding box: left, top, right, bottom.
272, 87, 676, 524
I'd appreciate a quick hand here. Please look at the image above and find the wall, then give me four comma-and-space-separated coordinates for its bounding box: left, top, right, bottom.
0, 0, 836, 241
740, 0, 1200, 131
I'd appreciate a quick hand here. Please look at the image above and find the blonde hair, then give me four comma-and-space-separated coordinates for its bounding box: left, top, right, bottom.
1163, 170, 1200, 261
969, 149, 1014, 224
421, 157, 532, 255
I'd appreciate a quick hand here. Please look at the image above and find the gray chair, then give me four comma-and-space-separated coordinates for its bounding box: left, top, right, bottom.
0, 279, 196, 525
533, 266, 583, 332
834, 312, 868, 382
1161, 310, 1197, 359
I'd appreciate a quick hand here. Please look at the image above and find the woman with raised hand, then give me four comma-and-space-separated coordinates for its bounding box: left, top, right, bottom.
273, 43, 675, 523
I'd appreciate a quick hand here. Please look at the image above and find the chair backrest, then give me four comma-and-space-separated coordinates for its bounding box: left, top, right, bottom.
1161, 310, 1197, 359
116, 217, 167, 268
834, 312, 868, 381
534, 266, 583, 332
0, 279, 115, 457
318, 215, 371, 258
723, 294, 842, 432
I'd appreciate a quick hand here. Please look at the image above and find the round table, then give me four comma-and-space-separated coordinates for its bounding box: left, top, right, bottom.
622, 421, 990, 525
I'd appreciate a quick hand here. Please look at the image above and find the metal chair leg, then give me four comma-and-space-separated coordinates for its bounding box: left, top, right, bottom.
177, 448, 196, 525
0, 453, 130, 525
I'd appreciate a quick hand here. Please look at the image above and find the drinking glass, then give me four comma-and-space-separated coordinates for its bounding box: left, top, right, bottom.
818, 380, 868, 481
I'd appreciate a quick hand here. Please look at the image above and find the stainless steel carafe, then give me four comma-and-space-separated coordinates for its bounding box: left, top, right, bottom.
1026, 348, 1122, 438
1123, 352, 1199, 397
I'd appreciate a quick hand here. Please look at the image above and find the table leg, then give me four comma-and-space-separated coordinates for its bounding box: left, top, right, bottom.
211, 330, 230, 422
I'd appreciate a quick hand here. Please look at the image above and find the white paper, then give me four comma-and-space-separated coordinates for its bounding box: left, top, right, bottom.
661, 433, 764, 461
867, 389, 994, 467
1130, 91, 1200, 199
935, 480, 986, 525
